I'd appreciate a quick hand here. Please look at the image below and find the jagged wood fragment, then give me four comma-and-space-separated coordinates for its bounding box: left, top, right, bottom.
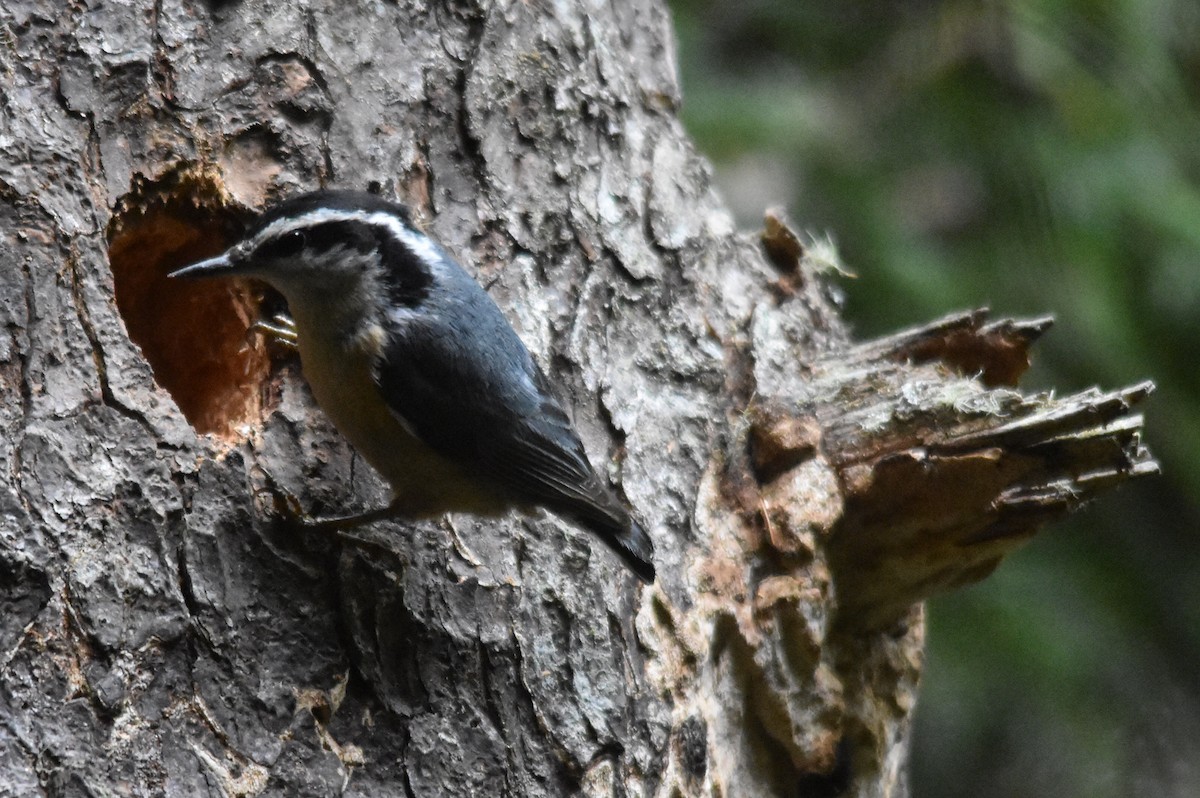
846, 309, 1054, 387
792, 315, 1155, 631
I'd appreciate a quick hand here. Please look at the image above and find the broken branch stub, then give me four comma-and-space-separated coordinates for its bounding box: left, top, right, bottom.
822, 339, 1154, 632
741, 303, 1157, 633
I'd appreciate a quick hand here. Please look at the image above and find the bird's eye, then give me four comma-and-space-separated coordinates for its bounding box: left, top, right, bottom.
260, 229, 307, 260
278, 230, 306, 256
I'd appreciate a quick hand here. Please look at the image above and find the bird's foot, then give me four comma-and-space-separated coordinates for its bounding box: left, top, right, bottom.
267, 487, 406, 556
249, 312, 300, 352
270, 487, 403, 534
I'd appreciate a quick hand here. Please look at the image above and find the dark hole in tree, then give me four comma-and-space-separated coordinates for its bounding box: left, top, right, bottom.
107, 173, 280, 438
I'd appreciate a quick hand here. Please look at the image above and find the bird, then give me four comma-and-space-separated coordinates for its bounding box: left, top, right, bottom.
170, 189, 655, 582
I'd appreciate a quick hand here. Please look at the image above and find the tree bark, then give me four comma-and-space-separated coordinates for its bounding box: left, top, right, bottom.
0, 2, 1153, 797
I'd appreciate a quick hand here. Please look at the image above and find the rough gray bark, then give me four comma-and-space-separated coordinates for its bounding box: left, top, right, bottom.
0, 2, 1153, 797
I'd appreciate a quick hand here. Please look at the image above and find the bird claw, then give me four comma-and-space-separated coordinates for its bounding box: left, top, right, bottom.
261, 468, 401, 536
261, 485, 399, 558
249, 312, 300, 352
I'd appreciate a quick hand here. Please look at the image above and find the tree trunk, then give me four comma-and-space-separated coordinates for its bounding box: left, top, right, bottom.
0, 2, 1153, 796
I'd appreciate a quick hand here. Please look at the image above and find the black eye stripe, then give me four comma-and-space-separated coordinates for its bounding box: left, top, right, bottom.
255, 221, 379, 260
249, 216, 433, 305
377, 229, 433, 306
313, 222, 377, 255
280, 230, 305, 254
255, 229, 306, 260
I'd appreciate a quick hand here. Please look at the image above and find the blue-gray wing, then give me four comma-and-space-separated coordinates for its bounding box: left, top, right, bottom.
373, 313, 655, 581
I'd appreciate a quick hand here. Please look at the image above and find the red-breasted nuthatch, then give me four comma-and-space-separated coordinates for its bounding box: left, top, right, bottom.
170, 190, 655, 582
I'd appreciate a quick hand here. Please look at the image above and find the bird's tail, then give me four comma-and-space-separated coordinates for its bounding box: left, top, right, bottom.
559, 500, 656, 583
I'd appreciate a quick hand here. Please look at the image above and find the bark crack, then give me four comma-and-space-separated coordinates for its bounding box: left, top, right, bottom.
16, 248, 35, 423
175, 541, 216, 655
64, 241, 157, 438
150, 0, 176, 109
513, 624, 583, 791
450, 3, 491, 190
477, 640, 517, 795
300, 10, 335, 182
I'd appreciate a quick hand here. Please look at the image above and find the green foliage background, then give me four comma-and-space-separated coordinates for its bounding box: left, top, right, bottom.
668, 1, 1200, 795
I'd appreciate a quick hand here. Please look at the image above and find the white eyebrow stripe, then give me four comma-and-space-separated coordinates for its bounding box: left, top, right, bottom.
251, 207, 451, 276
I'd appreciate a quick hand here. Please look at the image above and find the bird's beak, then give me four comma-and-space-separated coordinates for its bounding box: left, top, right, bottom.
168, 252, 240, 279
